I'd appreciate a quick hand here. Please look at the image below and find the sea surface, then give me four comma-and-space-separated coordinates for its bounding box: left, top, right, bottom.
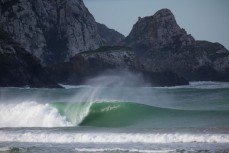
0, 81, 229, 153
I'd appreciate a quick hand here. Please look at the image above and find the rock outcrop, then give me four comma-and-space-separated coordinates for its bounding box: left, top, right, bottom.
48, 46, 136, 84
122, 9, 195, 52
0, 28, 61, 88
0, 0, 107, 65
97, 23, 125, 46
48, 46, 188, 86
121, 9, 229, 82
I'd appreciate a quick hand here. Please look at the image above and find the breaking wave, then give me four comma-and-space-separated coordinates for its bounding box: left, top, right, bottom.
0, 102, 71, 127
1, 101, 229, 128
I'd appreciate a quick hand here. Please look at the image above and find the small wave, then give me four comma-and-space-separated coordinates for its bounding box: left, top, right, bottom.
0, 131, 228, 144
75, 148, 175, 153
189, 81, 229, 89
152, 81, 229, 89
59, 84, 92, 89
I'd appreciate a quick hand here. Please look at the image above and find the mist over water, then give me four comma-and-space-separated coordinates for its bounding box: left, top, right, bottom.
85, 70, 150, 87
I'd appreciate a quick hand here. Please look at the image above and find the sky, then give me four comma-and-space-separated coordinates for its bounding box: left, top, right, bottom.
84, 0, 229, 50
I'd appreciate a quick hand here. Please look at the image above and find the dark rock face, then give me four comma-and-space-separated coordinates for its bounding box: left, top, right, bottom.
0, 28, 61, 88
97, 23, 125, 46
48, 46, 137, 84
185, 41, 229, 81
122, 9, 195, 52
48, 46, 188, 87
121, 9, 229, 82
0, 0, 105, 65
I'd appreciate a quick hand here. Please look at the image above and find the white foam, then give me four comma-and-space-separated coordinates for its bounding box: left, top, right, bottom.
151, 81, 229, 89
101, 105, 120, 112
59, 84, 92, 89
0, 102, 71, 127
0, 147, 11, 152
75, 148, 175, 153
189, 81, 229, 89
0, 132, 228, 144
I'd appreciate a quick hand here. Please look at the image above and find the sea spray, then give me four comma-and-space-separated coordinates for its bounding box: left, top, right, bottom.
58, 71, 147, 125
50, 102, 92, 125
62, 86, 105, 125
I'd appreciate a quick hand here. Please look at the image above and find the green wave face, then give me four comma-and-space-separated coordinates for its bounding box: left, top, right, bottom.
51, 102, 91, 125
80, 102, 156, 127
51, 102, 229, 128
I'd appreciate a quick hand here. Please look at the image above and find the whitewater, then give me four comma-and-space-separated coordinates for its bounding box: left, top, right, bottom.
0, 81, 229, 152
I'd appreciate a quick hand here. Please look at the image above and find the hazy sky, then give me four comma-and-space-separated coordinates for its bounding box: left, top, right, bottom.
84, 0, 229, 49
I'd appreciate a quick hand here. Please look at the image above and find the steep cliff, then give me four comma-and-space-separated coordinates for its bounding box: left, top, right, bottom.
0, 28, 61, 88
122, 9, 229, 82
97, 23, 125, 46
0, 0, 105, 65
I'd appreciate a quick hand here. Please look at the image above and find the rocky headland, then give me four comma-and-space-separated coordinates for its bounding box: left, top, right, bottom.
121, 9, 229, 82
0, 0, 229, 88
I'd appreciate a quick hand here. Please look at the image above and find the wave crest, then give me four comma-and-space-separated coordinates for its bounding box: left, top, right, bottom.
0, 102, 71, 127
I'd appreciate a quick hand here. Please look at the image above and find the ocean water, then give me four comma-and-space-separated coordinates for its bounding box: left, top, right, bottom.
0, 81, 229, 153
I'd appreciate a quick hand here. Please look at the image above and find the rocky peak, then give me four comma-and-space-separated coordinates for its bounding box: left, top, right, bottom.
123, 9, 195, 51
153, 8, 175, 20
